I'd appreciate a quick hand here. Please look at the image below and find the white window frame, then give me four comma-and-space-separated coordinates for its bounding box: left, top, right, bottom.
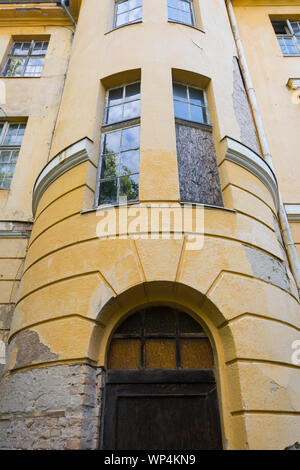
168, 0, 196, 27
96, 82, 141, 207
0, 122, 26, 190
173, 82, 210, 125
103, 80, 141, 125
113, 0, 142, 29
2, 39, 49, 77
272, 20, 300, 56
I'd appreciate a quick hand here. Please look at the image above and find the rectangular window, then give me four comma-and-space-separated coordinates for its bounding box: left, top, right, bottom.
173, 82, 209, 125
114, 0, 142, 29
272, 20, 300, 56
2, 40, 49, 77
168, 0, 195, 26
0, 122, 26, 189
97, 82, 140, 206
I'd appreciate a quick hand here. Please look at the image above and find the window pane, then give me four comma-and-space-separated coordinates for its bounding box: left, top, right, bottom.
272, 21, 288, 35
129, 0, 142, 9
180, 0, 191, 13
12, 42, 30, 56
173, 83, 187, 100
125, 82, 140, 100
121, 126, 139, 150
116, 11, 129, 27
115, 312, 142, 335
190, 104, 205, 123
107, 104, 123, 124
99, 178, 118, 205
145, 339, 176, 369
180, 338, 213, 369
291, 22, 300, 35
168, 0, 178, 8
145, 307, 176, 334
108, 339, 141, 369
4, 125, 22, 145
0, 150, 12, 162
24, 57, 44, 77
119, 174, 139, 200
116, 0, 128, 14
168, 7, 180, 22
123, 100, 140, 120
4, 57, 25, 77
108, 87, 123, 105
181, 10, 193, 25
119, 150, 139, 175
100, 154, 118, 179
32, 41, 48, 55
178, 312, 203, 334
129, 7, 142, 22
189, 87, 204, 105
104, 131, 121, 154
174, 100, 189, 120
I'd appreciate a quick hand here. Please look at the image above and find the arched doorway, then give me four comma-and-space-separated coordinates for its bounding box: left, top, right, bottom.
101, 306, 222, 450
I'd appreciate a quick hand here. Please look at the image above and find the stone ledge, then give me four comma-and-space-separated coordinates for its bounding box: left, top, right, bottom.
222, 136, 279, 213
32, 137, 94, 217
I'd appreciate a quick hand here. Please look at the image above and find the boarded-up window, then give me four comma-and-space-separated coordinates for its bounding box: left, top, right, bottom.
175, 122, 223, 206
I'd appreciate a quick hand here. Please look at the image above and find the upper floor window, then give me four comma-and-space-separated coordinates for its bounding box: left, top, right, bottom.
272, 20, 300, 56
104, 82, 141, 125
97, 82, 141, 206
168, 0, 195, 27
114, 0, 142, 29
2, 40, 49, 77
0, 122, 26, 189
173, 83, 209, 125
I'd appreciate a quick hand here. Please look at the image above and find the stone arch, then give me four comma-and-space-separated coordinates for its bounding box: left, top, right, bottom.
89, 280, 243, 449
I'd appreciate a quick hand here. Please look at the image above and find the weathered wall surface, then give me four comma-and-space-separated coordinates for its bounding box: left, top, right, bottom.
0, 0, 299, 452
175, 123, 223, 206
0, 363, 103, 450
232, 57, 260, 154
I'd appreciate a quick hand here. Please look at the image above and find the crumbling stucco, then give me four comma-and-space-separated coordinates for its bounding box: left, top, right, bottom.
232, 57, 260, 154
5, 330, 59, 371
0, 364, 103, 450
244, 245, 290, 292
175, 122, 223, 206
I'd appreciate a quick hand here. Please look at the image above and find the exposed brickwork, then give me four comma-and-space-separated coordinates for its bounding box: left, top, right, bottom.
0, 363, 103, 450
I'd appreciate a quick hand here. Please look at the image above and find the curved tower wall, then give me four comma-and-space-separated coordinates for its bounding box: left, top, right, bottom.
0, 0, 299, 450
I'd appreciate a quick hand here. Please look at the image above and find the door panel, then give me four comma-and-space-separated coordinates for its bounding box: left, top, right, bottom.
102, 372, 222, 450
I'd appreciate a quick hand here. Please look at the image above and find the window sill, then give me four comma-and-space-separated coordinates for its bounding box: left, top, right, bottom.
82, 199, 140, 214
175, 118, 212, 131
105, 21, 143, 35
0, 76, 41, 79
168, 20, 205, 34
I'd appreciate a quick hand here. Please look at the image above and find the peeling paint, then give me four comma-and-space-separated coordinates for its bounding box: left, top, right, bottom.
244, 245, 291, 292
7, 330, 59, 370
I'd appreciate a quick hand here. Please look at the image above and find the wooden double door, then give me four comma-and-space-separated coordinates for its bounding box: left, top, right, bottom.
102, 369, 222, 450
101, 307, 223, 450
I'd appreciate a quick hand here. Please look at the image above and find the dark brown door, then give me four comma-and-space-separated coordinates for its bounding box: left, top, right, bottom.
102, 370, 222, 450
102, 308, 223, 450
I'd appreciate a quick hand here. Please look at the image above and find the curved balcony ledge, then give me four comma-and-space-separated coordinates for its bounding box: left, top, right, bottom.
32, 137, 94, 216
222, 136, 279, 213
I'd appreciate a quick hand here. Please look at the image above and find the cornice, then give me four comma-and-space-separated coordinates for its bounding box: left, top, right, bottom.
32, 137, 94, 216
0, 220, 32, 238
284, 204, 300, 223
222, 136, 279, 212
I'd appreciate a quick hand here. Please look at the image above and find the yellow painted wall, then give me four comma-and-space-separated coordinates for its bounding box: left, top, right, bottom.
1, 0, 300, 451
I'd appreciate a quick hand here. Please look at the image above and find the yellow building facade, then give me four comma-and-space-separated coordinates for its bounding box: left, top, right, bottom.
0, 0, 299, 450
